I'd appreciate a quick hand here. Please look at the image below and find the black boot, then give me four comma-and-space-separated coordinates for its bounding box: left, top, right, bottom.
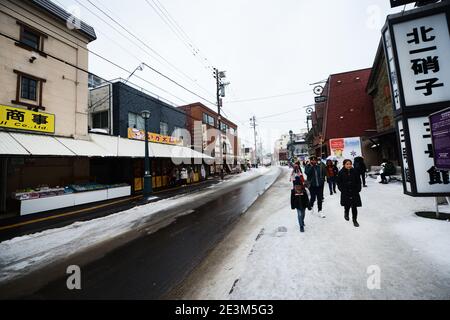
344, 211, 350, 221
353, 210, 359, 227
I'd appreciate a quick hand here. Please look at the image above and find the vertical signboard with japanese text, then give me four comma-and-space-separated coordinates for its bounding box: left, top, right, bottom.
392, 13, 450, 107
383, 1, 450, 196
396, 120, 412, 193
384, 27, 401, 110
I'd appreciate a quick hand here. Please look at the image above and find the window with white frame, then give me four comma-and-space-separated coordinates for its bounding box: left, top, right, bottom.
128, 112, 145, 131
160, 122, 169, 135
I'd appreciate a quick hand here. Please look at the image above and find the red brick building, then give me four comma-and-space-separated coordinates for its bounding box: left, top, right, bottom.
179, 102, 239, 171
309, 68, 380, 166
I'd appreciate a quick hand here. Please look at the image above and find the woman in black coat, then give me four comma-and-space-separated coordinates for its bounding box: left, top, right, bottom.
336, 159, 362, 227
291, 176, 310, 233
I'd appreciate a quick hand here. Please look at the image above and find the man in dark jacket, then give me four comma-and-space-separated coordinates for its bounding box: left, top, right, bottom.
337, 159, 362, 227
353, 156, 368, 187
305, 156, 327, 217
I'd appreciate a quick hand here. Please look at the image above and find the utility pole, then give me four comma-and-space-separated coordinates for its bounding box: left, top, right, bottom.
214, 68, 229, 180
250, 116, 258, 168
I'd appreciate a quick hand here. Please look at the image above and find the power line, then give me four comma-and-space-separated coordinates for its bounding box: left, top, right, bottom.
142, 0, 216, 100
258, 107, 303, 120
146, 0, 215, 73
0, 30, 245, 138
1, 1, 212, 107
227, 89, 312, 104
83, 0, 216, 105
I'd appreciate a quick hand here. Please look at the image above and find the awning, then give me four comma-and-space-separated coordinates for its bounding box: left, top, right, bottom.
89, 133, 119, 156
9, 132, 75, 156
0, 132, 29, 155
0, 131, 214, 159
56, 136, 114, 157
118, 136, 152, 158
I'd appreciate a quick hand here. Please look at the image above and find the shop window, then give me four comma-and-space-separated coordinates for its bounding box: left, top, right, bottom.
160, 122, 168, 136
21, 76, 37, 101
15, 22, 48, 56
203, 113, 215, 127
12, 70, 46, 110
93, 111, 109, 129
128, 112, 145, 131
220, 122, 229, 132
21, 27, 41, 50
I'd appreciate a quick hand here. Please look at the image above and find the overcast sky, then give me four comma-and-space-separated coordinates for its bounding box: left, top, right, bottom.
56, 0, 413, 153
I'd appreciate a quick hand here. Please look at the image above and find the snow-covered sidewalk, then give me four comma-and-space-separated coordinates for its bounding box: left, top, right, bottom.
177, 168, 450, 300
0, 167, 275, 288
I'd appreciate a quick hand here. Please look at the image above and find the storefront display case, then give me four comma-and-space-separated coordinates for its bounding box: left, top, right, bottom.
13, 183, 131, 216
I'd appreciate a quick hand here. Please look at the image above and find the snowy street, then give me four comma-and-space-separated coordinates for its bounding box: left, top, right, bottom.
0, 167, 281, 299
171, 167, 450, 300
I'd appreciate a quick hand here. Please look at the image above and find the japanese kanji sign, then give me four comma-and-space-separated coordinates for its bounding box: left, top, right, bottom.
384, 27, 401, 110
127, 128, 183, 145
429, 107, 450, 171
391, 12, 450, 107
398, 116, 450, 195
0, 105, 55, 133
397, 120, 412, 193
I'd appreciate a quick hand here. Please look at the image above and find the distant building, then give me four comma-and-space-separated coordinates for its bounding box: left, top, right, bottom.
179, 102, 239, 174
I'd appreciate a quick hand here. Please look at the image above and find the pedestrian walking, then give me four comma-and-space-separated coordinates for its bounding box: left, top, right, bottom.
289, 164, 303, 187
305, 156, 327, 218
336, 159, 362, 227
354, 156, 368, 187
325, 160, 338, 195
318, 157, 327, 200
201, 164, 206, 181
180, 167, 188, 186
291, 176, 310, 233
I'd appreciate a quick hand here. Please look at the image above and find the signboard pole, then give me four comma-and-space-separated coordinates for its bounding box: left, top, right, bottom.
435, 197, 440, 219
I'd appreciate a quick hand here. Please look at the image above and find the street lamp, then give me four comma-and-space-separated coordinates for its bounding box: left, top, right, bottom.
141, 110, 152, 198
289, 130, 294, 164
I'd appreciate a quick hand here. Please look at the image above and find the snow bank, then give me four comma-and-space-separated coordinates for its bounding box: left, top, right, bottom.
0, 167, 278, 285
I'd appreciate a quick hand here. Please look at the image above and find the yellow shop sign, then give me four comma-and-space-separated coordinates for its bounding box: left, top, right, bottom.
128, 128, 183, 145
0, 105, 55, 133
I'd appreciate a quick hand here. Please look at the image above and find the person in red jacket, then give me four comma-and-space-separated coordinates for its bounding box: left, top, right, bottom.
325, 160, 339, 195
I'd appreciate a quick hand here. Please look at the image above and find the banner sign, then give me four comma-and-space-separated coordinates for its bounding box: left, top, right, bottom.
429, 107, 450, 171
127, 128, 182, 145
0, 105, 55, 134
329, 137, 363, 164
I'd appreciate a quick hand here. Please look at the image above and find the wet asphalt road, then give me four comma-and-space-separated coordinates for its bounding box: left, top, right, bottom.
25, 169, 281, 300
